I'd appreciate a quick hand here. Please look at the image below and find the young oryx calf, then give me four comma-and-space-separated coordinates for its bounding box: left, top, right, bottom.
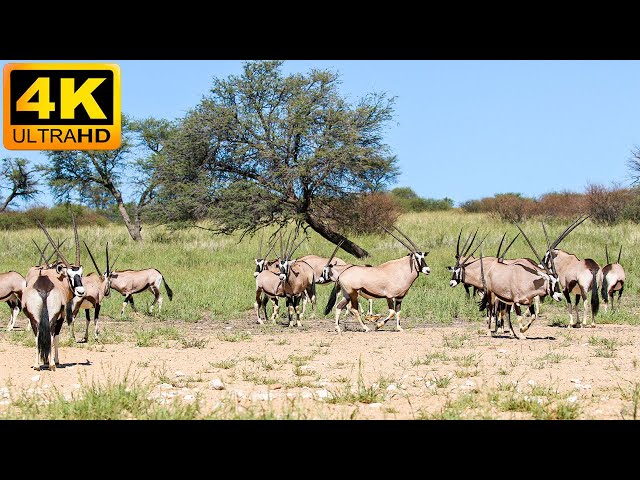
601, 245, 625, 313
324, 225, 430, 334
68, 241, 116, 343
21, 216, 86, 370
110, 267, 174, 316
0, 271, 26, 330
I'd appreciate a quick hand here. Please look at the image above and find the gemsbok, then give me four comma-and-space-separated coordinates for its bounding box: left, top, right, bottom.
449, 231, 541, 333
537, 216, 601, 327
276, 230, 316, 327
0, 271, 26, 331
478, 224, 564, 339
21, 216, 86, 370
109, 265, 173, 316
601, 245, 625, 313
68, 241, 116, 343
323, 224, 430, 334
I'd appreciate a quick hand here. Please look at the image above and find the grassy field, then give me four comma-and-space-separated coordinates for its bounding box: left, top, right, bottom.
1, 210, 638, 327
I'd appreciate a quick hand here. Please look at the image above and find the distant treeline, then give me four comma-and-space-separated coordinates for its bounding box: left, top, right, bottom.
460, 185, 640, 225
0, 204, 119, 230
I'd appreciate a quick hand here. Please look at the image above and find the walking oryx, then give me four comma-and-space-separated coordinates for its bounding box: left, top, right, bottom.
449, 231, 541, 333
0, 271, 26, 330
67, 241, 116, 343
276, 229, 316, 327
601, 245, 625, 313
478, 224, 564, 339
324, 224, 430, 334
110, 266, 173, 316
319, 241, 379, 321
21, 216, 86, 370
536, 216, 601, 327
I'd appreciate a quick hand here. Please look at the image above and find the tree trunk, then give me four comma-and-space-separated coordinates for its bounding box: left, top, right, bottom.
0, 189, 17, 212
117, 201, 143, 241
305, 214, 369, 258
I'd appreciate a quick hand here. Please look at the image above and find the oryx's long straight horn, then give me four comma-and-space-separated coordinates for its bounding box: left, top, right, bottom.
72, 212, 80, 266
379, 224, 413, 251
499, 233, 520, 260
289, 235, 307, 260
106, 242, 110, 275
618, 245, 622, 264
479, 245, 486, 293
605, 245, 609, 265
326, 239, 345, 266
541, 222, 558, 275
456, 229, 463, 257
461, 233, 489, 266
551, 215, 590, 250
32, 239, 48, 266
36, 219, 70, 267
496, 232, 507, 258
109, 253, 121, 273
83, 241, 102, 275
258, 229, 264, 258
391, 225, 419, 252
263, 241, 276, 261
461, 228, 479, 257
46, 239, 66, 265
542, 221, 551, 250
513, 223, 542, 264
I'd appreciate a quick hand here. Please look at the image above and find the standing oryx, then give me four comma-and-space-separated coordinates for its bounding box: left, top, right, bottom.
537, 216, 601, 327
68, 241, 116, 343
276, 229, 316, 328
21, 215, 86, 370
601, 245, 625, 313
0, 271, 26, 331
478, 223, 564, 339
324, 225, 430, 334
109, 266, 173, 316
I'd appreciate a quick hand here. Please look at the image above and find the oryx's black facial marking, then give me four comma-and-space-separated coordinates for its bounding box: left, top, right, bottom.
254, 258, 266, 277
278, 259, 292, 282
321, 263, 336, 283
411, 251, 430, 275
449, 266, 463, 287
66, 266, 86, 297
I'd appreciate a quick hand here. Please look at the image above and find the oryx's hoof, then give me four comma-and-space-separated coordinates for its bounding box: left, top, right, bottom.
77, 338, 87, 344
335, 327, 342, 335
33, 365, 41, 371
362, 326, 370, 332
395, 326, 403, 332
514, 333, 527, 340
48, 363, 56, 371
375, 321, 385, 330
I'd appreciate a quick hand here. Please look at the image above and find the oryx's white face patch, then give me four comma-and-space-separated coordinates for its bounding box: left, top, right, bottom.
278, 260, 291, 281
449, 267, 461, 287
414, 252, 430, 275
254, 259, 265, 277
66, 266, 86, 297
320, 265, 333, 284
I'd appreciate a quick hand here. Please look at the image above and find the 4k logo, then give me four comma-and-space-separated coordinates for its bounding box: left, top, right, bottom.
3, 63, 121, 150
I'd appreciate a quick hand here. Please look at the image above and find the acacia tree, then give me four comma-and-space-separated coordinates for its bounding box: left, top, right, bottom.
154, 60, 398, 257
43, 115, 173, 241
0, 158, 39, 212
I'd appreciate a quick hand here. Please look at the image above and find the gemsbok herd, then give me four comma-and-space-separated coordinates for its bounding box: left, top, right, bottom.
0, 214, 628, 371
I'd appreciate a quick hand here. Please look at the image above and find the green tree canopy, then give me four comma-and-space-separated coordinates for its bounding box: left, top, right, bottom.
153, 60, 398, 257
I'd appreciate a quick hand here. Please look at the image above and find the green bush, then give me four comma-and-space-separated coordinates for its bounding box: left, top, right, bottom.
391, 187, 453, 212
0, 204, 113, 230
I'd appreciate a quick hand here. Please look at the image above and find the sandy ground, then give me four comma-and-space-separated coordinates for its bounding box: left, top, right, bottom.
0, 311, 639, 419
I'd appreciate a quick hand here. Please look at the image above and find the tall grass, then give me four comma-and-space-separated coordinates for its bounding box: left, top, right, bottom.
1, 211, 637, 324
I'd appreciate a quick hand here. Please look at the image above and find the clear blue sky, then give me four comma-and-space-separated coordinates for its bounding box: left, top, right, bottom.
2, 60, 639, 207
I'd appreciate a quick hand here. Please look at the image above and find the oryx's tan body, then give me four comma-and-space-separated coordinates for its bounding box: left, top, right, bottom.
254, 260, 286, 324
481, 261, 557, 339
0, 271, 26, 330
70, 273, 110, 342
547, 249, 601, 327
109, 268, 173, 315
328, 254, 427, 333
280, 260, 316, 327
601, 263, 625, 313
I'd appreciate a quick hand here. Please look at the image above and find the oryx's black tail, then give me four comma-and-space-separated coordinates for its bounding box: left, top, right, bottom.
37, 291, 51, 365
591, 269, 599, 317
601, 274, 609, 303
324, 282, 338, 315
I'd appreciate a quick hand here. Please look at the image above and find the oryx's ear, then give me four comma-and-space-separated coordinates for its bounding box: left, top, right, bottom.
447, 266, 454, 271
56, 264, 65, 274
